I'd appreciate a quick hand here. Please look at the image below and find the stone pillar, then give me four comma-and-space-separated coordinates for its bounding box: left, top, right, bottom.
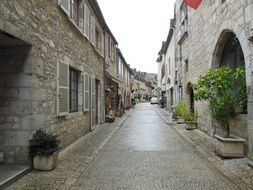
248, 85, 253, 160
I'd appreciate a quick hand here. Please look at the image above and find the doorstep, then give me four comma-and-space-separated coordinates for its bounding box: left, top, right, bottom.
0, 164, 30, 189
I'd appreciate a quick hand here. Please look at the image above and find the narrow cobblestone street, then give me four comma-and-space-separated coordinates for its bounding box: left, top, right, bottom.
5, 103, 246, 190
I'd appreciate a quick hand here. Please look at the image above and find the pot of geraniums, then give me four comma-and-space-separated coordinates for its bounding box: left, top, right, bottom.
194, 67, 247, 158
29, 129, 60, 170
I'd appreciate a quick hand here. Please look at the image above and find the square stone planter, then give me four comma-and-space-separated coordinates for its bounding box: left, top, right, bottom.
215, 135, 246, 158
176, 117, 185, 124
185, 122, 197, 130
33, 152, 58, 171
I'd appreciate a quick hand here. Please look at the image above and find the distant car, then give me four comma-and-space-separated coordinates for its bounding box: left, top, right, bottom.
150, 97, 158, 104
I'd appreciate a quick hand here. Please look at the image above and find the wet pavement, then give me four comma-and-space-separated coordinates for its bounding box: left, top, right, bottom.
4, 103, 249, 189
157, 107, 253, 190
69, 103, 239, 189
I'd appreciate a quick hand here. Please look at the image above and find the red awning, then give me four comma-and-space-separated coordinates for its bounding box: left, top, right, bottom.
183, 0, 202, 9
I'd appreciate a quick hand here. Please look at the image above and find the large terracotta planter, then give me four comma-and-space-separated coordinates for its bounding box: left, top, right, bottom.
215, 135, 246, 158
33, 152, 58, 171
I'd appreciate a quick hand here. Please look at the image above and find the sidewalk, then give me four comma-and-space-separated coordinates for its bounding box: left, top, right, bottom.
156, 107, 253, 190
3, 110, 132, 190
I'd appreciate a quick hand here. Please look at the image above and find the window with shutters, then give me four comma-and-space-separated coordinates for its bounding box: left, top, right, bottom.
69, 68, 79, 112
57, 60, 69, 116
58, 0, 71, 16
93, 25, 104, 56
109, 38, 115, 60
84, 3, 90, 39
83, 72, 90, 111
95, 27, 100, 50
70, 0, 84, 31
179, 3, 188, 43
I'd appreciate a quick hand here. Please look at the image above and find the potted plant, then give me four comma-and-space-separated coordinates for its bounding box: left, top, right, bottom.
184, 112, 198, 130
29, 129, 60, 170
174, 100, 187, 124
194, 67, 247, 158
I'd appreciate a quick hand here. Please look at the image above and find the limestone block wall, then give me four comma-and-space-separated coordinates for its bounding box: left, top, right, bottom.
0, 46, 32, 164
175, 0, 253, 158
0, 0, 104, 164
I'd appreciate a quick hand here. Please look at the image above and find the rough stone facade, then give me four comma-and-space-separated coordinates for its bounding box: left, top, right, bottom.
0, 0, 105, 164
174, 0, 253, 159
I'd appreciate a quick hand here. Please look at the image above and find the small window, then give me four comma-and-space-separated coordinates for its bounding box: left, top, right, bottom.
221, 0, 226, 3
69, 68, 79, 112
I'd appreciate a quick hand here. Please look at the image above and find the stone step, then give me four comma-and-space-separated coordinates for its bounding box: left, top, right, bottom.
0, 165, 30, 189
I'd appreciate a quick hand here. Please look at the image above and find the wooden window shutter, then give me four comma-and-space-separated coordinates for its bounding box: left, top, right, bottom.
90, 16, 96, 46
91, 76, 96, 126
101, 34, 104, 57
84, 3, 90, 39
83, 72, 90, 111
58, 0, 70, 16
57, 60, 69, 116
100, 80, 105, 123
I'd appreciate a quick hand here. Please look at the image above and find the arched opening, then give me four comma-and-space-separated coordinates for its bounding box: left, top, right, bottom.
213, 31, 247, 112
186, 82, 194, 113
220, 33, 245, 69
212, 31, 245, 69
211, 30, 248, 139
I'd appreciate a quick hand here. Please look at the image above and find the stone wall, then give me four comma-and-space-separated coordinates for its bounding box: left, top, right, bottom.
0, 45, 32, 164
0, 0, 104, 164
175, 0, 253, 158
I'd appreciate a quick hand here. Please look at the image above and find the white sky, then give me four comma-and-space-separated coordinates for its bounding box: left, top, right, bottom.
97, 0, 175, 74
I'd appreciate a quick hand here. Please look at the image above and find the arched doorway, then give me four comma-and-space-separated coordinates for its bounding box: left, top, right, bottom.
186, 82, 194, 113
212, 31, 245, 69
220, 33, 245, 69
212, 31, 247, 112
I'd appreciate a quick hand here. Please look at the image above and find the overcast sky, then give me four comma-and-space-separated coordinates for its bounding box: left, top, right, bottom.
97, 0, 175, 74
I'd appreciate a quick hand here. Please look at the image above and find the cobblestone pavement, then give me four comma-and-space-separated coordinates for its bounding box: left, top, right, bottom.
68, 103, 238, 189
5, 104, 248, 190
157, 106, 253, 190
5, 110, 131, 190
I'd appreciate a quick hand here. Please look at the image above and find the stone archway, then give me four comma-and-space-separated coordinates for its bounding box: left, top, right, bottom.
211, 31, 245, 70
209, 19, 251, 86
210, 24, 253, 158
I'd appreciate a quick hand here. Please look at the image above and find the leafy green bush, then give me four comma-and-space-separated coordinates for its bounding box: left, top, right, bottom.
29, 129, 60, 156
174, 100, 188, 118
194, 67, 247, 137
184, 112, 198, 123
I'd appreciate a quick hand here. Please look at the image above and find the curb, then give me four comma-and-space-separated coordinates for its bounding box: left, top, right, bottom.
156, 108, 251, 190
0, 167, 31, 190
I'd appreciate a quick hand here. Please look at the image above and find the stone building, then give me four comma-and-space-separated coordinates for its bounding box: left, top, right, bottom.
172, 0, 253, 160
104, 26, 119, 117
116, 48, 132, 110
0, 0, 115, 165
157, 19, 178, 110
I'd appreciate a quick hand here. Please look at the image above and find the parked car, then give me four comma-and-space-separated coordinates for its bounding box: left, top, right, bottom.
150, 97, 158, 104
